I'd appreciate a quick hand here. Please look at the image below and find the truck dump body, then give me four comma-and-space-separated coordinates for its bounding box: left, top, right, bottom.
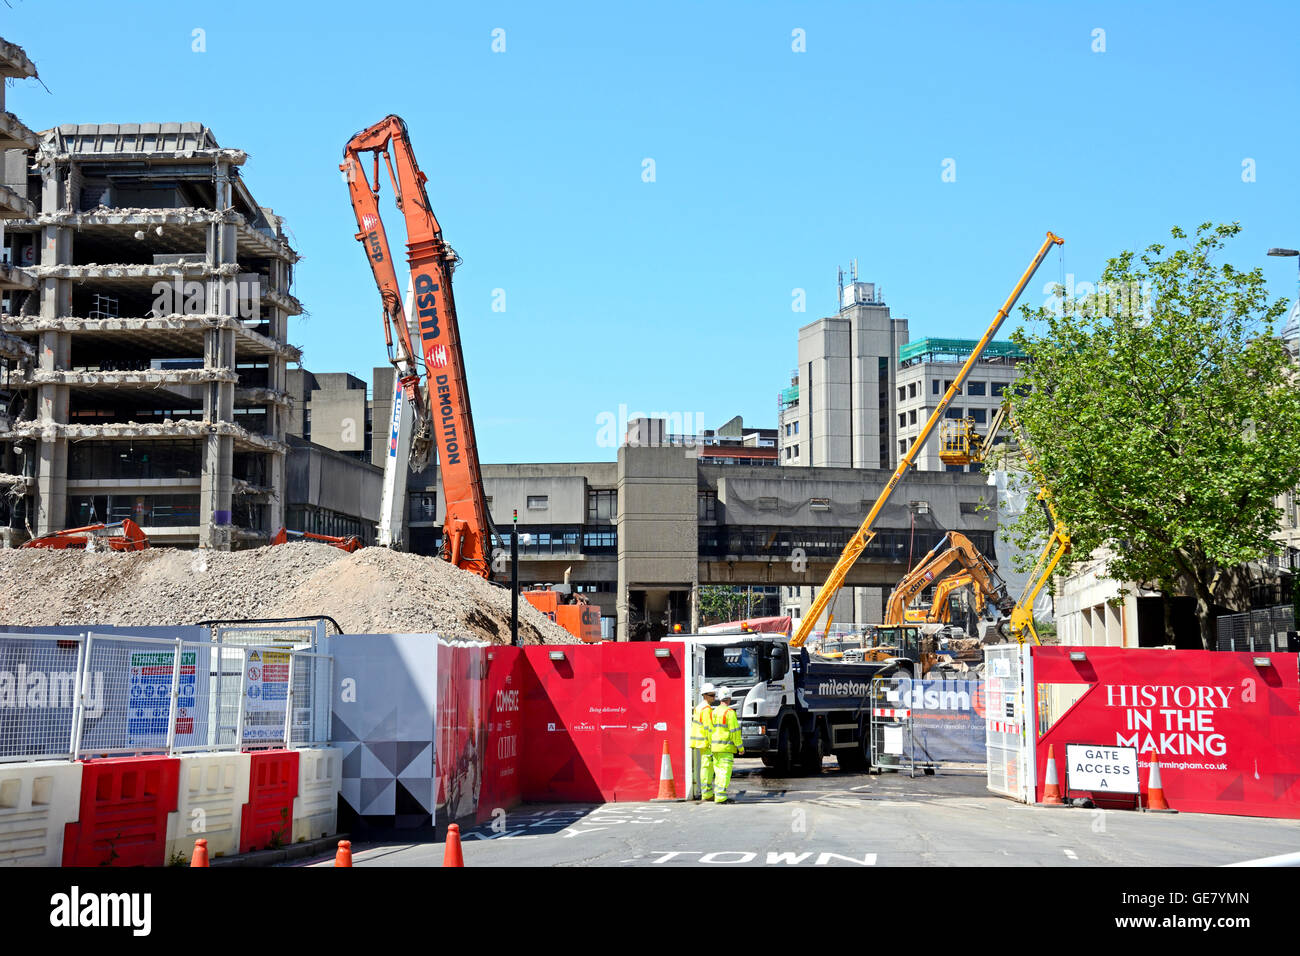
799, 659, 888, 712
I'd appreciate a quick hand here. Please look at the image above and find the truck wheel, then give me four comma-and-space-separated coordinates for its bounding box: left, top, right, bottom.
771, 721, 797, 776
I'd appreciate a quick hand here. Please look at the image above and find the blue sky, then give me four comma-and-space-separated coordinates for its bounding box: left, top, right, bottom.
6, 1, 1298, 462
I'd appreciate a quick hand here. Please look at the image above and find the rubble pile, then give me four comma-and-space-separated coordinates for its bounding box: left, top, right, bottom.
0, 543, 576, 644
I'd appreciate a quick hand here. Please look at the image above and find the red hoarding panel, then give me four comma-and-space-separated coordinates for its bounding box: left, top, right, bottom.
519, 643, 686, 803
597, 643, 686, 801
477, 647, 527, 823
521, 644, 604, 802
436, 642, 487, 826
1033, 647, 1300, 818
62, 756, 180, 867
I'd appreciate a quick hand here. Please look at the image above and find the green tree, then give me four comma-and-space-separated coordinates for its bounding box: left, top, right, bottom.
1004, 223, 1300, 649
697, 585, 750, 624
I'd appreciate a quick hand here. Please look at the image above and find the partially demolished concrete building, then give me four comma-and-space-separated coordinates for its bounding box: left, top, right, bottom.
0, 38, 302, 548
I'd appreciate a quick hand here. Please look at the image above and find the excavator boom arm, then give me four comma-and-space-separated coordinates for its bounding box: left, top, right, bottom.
342, 115, 493, 577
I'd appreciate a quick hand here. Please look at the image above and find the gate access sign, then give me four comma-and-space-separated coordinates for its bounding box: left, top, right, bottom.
1064, 744, 1138, 793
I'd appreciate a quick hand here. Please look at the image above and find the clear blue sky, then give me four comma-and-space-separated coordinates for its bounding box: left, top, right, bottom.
6, 1, 1298, 462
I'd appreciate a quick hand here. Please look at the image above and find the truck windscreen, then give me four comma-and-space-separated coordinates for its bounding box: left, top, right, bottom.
705, 645, 761, 682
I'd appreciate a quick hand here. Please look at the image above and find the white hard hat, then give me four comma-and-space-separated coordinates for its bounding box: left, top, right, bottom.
700, 682, 717, 697
718, 687, 733, 701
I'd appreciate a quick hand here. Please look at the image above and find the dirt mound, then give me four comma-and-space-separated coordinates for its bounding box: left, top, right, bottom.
0, 543, 576, 644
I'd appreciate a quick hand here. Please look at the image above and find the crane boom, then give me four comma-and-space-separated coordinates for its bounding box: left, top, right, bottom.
341, 115, 493, 577
790, 232, 1063, 648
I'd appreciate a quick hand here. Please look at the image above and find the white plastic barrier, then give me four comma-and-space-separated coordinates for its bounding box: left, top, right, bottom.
292, 747, 341, 843
165, 752, 252, 863
0, 761, 83, 867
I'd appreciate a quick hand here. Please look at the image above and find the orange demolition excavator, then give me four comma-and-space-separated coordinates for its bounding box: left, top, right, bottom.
269, 527, 362, 553
341, 115, 493, 579
22, 520, 149, 552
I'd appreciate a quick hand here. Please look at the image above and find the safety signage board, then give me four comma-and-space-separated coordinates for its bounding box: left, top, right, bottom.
1064, 744, 1139, 793
242, 648, 290, 743
128, 650, 196, 737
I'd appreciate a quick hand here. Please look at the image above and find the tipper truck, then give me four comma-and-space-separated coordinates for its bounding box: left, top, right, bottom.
670, 631, 900, 774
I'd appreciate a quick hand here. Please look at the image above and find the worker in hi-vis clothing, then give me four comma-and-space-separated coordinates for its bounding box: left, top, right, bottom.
710, 687, 744, 804
690, 683, 718, 800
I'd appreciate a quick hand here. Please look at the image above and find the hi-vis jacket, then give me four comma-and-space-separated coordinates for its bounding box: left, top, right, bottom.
710, 704, 743, 755
690, 702, 715, 751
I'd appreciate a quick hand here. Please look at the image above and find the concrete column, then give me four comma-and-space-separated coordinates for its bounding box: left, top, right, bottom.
200, 327, 235, 549
33, 164, 72, 535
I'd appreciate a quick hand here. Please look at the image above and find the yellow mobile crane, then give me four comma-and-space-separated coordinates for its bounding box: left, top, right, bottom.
790, 232, 1064, 664
937, 404, 1069, 645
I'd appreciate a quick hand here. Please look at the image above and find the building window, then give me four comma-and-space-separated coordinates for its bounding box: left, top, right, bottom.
785, 447, 791, 460
809, 497, 830, 511
698, 491, 718, 521
971, 408, 987, 424
410, 493, 437, 522
945, 406, 963, 419
932, 379, 940, 395
898, 386, 906, 402
792, 444, 798, 457
909, 382, 917, 398
908, 410, 917, 425
794, 421, 799, 434
899, 439, 909, 456
586, 489, 617, 521
991, 381, 1008, 397
785, 423, 791, 437
945, 464, 964, 473
959, 501, 983, 515
944, 380, 956, 393
898, 413, 907, 428
527, 495, 549, 510
967, 380, 986, 396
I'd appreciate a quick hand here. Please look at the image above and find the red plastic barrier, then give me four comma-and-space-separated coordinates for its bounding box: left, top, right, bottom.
239, 750, 299, 852
62, 756, 180, 867
1033, 647, 1300, 818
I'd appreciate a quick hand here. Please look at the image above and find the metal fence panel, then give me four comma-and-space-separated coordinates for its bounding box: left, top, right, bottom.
1216, 605, 1295, 652
0, 630, 333, 761
0, 635, 84, 762
984, 643, 1031, 802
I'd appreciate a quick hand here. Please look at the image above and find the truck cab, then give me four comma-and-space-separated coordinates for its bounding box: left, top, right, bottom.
669, 631, 888, 775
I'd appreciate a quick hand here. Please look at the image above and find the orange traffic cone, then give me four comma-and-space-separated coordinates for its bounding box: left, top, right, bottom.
190, 839, 209, 867
1145, 752, 1171, 811
443, 824, 464, 867
334, 840, 353, 867
653, 740, 679, 800
1042, 745, 1064, 805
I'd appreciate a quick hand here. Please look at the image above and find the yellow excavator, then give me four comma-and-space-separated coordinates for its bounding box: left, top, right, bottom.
936, 405, 1069, 645
883, 530, 1014, 627
790, 231, 1064, 673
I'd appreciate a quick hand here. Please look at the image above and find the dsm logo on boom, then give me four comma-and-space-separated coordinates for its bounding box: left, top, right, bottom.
415, 273, 441, 341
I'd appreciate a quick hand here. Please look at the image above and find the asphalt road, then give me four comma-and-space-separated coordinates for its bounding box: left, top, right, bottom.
303, 759, 1300, 867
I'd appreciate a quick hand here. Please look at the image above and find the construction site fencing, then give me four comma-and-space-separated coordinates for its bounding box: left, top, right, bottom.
984, 643, 1034, 803
1215, 605, 1296, 653
868, 677, 918, 776
0, 631, 332, 762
